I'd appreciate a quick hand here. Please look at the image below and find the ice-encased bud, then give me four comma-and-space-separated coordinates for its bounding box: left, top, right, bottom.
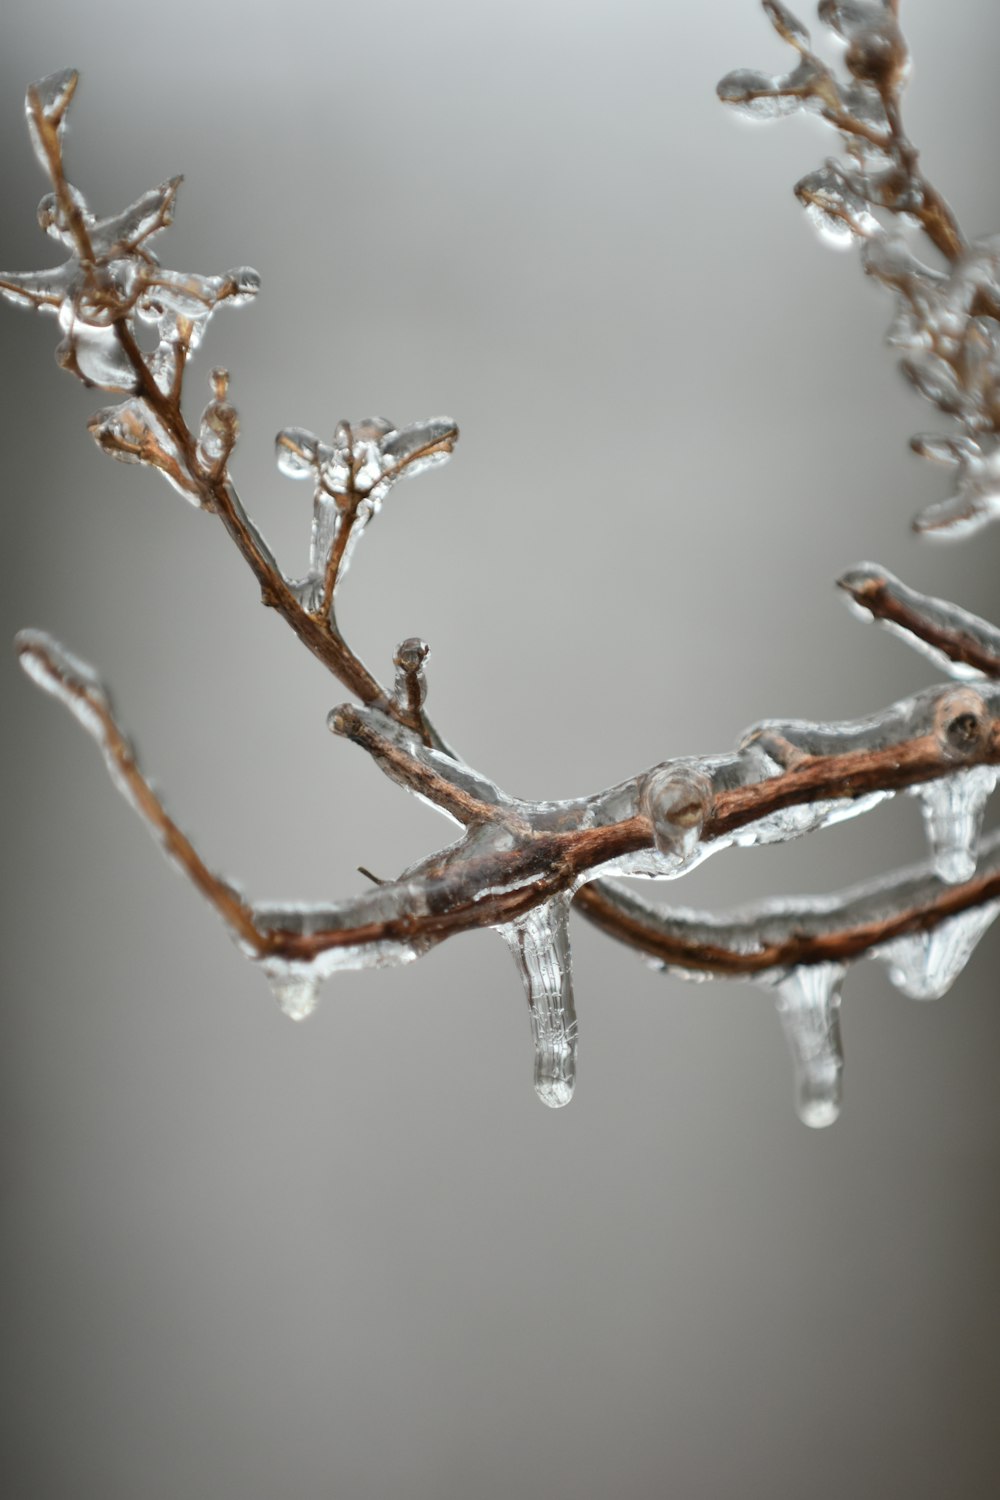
795, 163, 880, 247
393, 638, 430, 714
911, 766, 997, 884
772, 962, 846, 1128
933, 686, 991, 761
499, 896, 577, 1109
876, 902, 1000, 1000
275, 426, 324, 479
717, 62, 818, 120
641, 765, 714, 865
224, 267, 261, 306
763, 0, 810, 50
196, 369, 239, 475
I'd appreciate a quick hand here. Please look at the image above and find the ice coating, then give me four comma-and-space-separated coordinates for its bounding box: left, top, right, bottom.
88, 397, 199, 501
911, 766, 998, 884
267, 972, 320, 1022
875, 901, 1000, 1000
838, 563, 1000, 680
763, 0, 810, 50
25, 68, 78, 170
1, 71, 259, 413
4, 37, 1000, 1128
719, 5, 1000, 538
498, 896, 577, 1109
770, 963, 846, 1128
275, 416, 458, 605
796, 163, 880, 247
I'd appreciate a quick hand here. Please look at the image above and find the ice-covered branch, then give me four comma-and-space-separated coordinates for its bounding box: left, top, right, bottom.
16, 626, 1000, 1112
6, 11, 1000, 1127
838, 563, 1000, 679
0, 69, 457, 739
720, 1, 1000, 537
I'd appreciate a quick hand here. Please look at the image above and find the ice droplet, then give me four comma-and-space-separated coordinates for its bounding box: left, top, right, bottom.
641, 764, 713, 869
796, 164, 880, 247
771, 963, 846, 1128
499, 895, 577, 1109
267, 970, 320, 1021
275, 426, 324, 479
911, 767, 997, 884
876, 902, 1000, 1000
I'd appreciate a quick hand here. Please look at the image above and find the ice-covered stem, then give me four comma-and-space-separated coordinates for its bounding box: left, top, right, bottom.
839, 563, 1000, 679
1, 69, 458, 744
719, 4, 1000, 537
720, 2, 962, 260
18, 630, 1000, 970
574, 830, 1000, 979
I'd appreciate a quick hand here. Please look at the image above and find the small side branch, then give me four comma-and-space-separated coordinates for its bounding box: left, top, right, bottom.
839, 563, 1000, 680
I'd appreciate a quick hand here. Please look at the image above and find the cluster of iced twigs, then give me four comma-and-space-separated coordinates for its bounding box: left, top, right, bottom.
4, 18, 1000, 1126
720, 0, 1000, 537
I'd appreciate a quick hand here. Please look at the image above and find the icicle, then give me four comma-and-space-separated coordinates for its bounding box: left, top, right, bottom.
267, 970, 320, 1021
875, 902, 1000, 1000
911, 767, 997, 884
498, 895, 577, 1109
772, 963, 846, 1128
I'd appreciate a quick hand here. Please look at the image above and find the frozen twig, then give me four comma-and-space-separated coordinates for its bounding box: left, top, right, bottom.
5, 7, 1000, 1119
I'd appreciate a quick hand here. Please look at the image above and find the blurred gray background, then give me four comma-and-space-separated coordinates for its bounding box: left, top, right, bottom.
2, 2, 1000, 1495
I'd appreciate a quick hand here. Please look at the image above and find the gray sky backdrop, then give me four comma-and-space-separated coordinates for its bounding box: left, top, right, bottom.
2, 2, 1000, 1496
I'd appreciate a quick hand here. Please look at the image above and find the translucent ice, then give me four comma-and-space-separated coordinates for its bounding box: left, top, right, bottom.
838, 561, 1000, 678
499, 896, 577, 1109
796, 163, 880, 246
763, 0, 810, 50
771, 963, 846, 1128
717, 59, 824, 120
56, 303, 139, 391
25, 68, 78, 170
88, 397, 198, 501
267, 970, 320, 1021
911, 766, 997, 884
875, 902, 1000, 1000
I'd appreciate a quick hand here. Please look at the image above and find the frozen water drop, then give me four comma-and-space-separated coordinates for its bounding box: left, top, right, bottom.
772, 963, 846, 1128
499, 896, 577, 1109
267, 970, 320, 1021
641, 764, 713, 869
796, 164, 880, 247
224, 266, 261, 306
275, 426, 322, 479
876, 902, 1000, 1000
912, 767, 997, 884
